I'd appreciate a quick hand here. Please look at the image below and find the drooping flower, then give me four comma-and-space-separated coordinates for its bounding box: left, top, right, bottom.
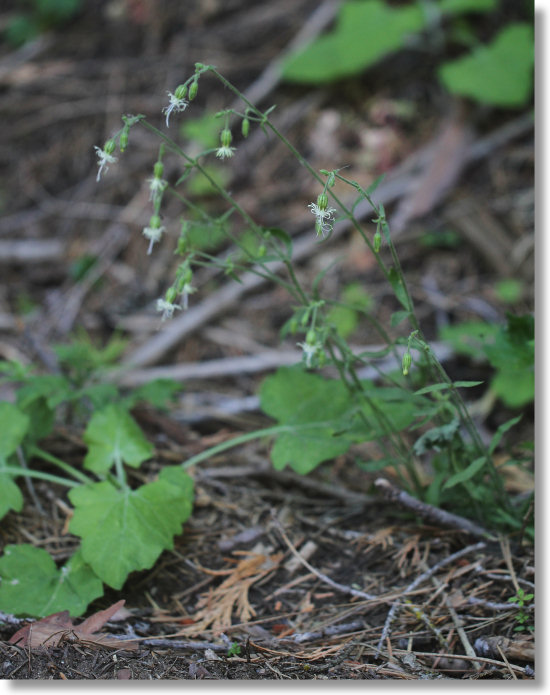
94, 140, 117, 181
147, 175, 168, 206
216, 128, 236, 160
162, 85, 188, 127
308, 193, 336, 237
156, 296, 181, 321
142, 214, 165, 254
297, 330, 323, 368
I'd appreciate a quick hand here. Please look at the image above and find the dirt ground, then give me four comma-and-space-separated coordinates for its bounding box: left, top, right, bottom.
0, 0, 534, 681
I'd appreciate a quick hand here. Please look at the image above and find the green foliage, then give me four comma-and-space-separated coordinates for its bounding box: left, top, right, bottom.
69, 467, 193, 590
82, 405, 153, 474
441, 315, 534, 408
439, 24, 534, 107
0, 546, 103, 618
494, 279, 523, 305
282, 0, 425, 84
259, 367, 353, 474
508, 588, 534, 633
281, 0, 532, 109
327, 283, 373, 339
0, 338, 190, 617
5, 0, 82, 47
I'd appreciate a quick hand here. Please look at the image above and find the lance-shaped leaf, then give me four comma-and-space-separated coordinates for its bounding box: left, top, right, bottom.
68, 467, 194, 589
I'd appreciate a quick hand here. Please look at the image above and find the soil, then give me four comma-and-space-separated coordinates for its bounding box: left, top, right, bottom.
0, 0, 534, 681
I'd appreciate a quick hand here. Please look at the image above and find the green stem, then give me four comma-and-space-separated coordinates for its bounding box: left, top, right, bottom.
29, 446, 92, 485
2, 466, 81, 488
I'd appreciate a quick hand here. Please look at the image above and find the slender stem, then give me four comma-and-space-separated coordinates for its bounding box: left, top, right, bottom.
29, 446, 92, 485
2, 466, 81, 488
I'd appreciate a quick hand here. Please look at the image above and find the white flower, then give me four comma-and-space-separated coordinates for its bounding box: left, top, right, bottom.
162, 91, 188, 127
215, 145, 236, 160
147, 175, 168, 205
308, 201, 337, 237
143, 223, 165, 255
94, 146, 117, 182
296, 339, 321, 368
180, 282, 196, 310
156, 298, 181, 321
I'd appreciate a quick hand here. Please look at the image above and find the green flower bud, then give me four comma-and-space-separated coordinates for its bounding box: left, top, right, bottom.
149, 213, 162, 229
165, 287, 178, 304
153, 161, 164, 178
189, 80, 198, 100
119, 126, 129, 152
373, 229, 382, 253
104, 139, 116, 155
257, 244, 266, 257
242, 118, 250, 137
220, 128, 232, 148
174, 84, 187, 100
306, 329, 317, 345
317, 193, 328, 211
289, 318, 298, 334
402, 351, 412, 376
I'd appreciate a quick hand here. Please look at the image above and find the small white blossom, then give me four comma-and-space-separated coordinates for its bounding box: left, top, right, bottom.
180, 282, 196, 310
156, 298, 181, 321
162, 91, 188, 127
296, 339, 322, 368
216, 145, 236, 160
143, 223, 165, 255
147, 175, 168, 205
308, 201, 337, 237
94, 146, 117, 181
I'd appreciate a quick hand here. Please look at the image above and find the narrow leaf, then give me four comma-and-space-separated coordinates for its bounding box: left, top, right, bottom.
442, 456, 487, 490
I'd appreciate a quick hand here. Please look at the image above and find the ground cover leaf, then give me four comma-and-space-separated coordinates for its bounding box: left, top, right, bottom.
439, 23, 534, 107
0, 402, 29, 519
83, 403, 153, 473
282, 0, 425, 83
260, 367, 353, 474
0, 545, 103, 618
68, 467, 194, 589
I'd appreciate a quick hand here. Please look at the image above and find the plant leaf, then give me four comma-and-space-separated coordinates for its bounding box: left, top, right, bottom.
439, 23, 534, 107
282, 0, 425, 84
414, 380, 483, 395
442, 456, 488, 490
489, 415, 523, 455
68, 467, 194, 589
260, 367, 353, 474
0, 545, 103, 618
83, 404, 153, 474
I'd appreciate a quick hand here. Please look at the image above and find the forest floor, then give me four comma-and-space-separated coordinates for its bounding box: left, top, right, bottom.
0, 0, 534, 681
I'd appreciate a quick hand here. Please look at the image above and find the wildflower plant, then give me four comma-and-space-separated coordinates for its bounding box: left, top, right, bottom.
88, 62, 530, 534
0, 62, 533, 618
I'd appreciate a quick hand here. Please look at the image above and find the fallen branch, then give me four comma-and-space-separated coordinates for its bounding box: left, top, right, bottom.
374, 478, 494, 540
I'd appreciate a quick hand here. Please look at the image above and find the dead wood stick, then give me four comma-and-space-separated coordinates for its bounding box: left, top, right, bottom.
374, 478, 493, 540
375, 541, 486, 656
271, 512, 378, 601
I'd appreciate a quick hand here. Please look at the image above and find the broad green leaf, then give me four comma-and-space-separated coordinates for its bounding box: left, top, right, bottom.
282, 0, 425, 83
489, 415, 523, 455
442, 456, 488, 490
439, 24, 534, 107
0, 403, 28, 519
83, 404, 153, 474
0, 402, 29, 459
0, 545, 103, 617
260, 367, 353, 474
69, 467, 194, 589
